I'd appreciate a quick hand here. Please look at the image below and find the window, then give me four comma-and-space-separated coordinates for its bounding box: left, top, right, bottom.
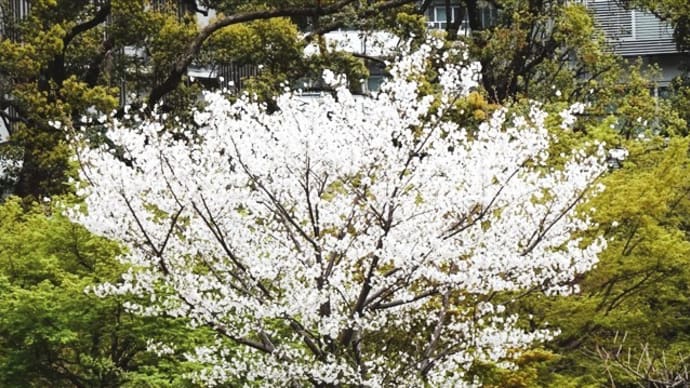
428, 6, 463, 29
426, 3, 498, 31
1, 0, 29, 40
480, 6, 497, 29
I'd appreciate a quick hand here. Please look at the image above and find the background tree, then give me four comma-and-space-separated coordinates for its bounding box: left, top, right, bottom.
417, 1, 690, 384
0, 196, 219, 387
623, 0, 690, 137
420, 0, 622, 105
3, 0, 689, 385
0, 0, 419, 200
519, 133, 690, 387
486, 69, 690, 387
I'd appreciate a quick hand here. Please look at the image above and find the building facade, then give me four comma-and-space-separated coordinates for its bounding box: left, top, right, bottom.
584, 0, 685, 89
423, 0, 497, 32
421, 0, 686, 90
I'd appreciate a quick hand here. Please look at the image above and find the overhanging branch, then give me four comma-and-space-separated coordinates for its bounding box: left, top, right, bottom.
147, 0, 358, 108
63, 2, 112, 48
147, 0, 418, 109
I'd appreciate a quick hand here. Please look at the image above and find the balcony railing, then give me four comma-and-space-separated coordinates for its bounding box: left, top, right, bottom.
586, 0, 678, 56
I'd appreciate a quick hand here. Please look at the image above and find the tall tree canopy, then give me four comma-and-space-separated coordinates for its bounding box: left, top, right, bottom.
0, 196, 220, 387
0, 0, 419, 199
423, 0, 620, 105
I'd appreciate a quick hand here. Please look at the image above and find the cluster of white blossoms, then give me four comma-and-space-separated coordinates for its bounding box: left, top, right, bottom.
559, 102, 586, 130
0, 155, 21, 193
71, 40, 609, 386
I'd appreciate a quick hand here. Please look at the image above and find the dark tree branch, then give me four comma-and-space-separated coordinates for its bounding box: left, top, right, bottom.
147, 0, 357, 108
121, 191, 276, 354
369, 288, 439, 310
147, 0, 418, 108
420, 291, 449, 376
520, 176, 601, 256
418, 0, 433, 14
63, 2, 112, 48
442, 166, 522, 240
81, 37, 114, 87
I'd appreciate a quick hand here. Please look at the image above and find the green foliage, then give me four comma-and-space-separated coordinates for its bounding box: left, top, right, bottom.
207, 18, 303, 71
0, 0, 417, 199
392, 10, 427, 41
205, 17, 306, 101
459, 1, 621, 104
2, 0, 688, 385
469, 349, 567, 388
576, 135, 690, 379
0, 0, 178, 198
463, 30, 690, 380
0, 197, 212, 387
669, 73, 690, 135
511, 126, 690, 386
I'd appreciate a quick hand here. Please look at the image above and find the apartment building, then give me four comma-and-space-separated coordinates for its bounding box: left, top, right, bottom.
422, 0, 686, 91
0, 0, 30, 141
422, 0, 497, 32
584, 0, 686, 91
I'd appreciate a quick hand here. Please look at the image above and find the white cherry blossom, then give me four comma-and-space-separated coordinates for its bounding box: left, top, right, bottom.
71, 42, 609, 387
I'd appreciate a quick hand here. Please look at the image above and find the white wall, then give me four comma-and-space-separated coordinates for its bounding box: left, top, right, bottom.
0, 115, 9, 143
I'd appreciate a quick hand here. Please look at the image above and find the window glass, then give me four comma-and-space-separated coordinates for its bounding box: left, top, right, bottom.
435, 7, 447, 23
452, 7, 462, 22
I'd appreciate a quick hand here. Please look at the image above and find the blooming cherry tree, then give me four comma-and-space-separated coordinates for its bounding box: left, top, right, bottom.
72, 43, 608, 386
